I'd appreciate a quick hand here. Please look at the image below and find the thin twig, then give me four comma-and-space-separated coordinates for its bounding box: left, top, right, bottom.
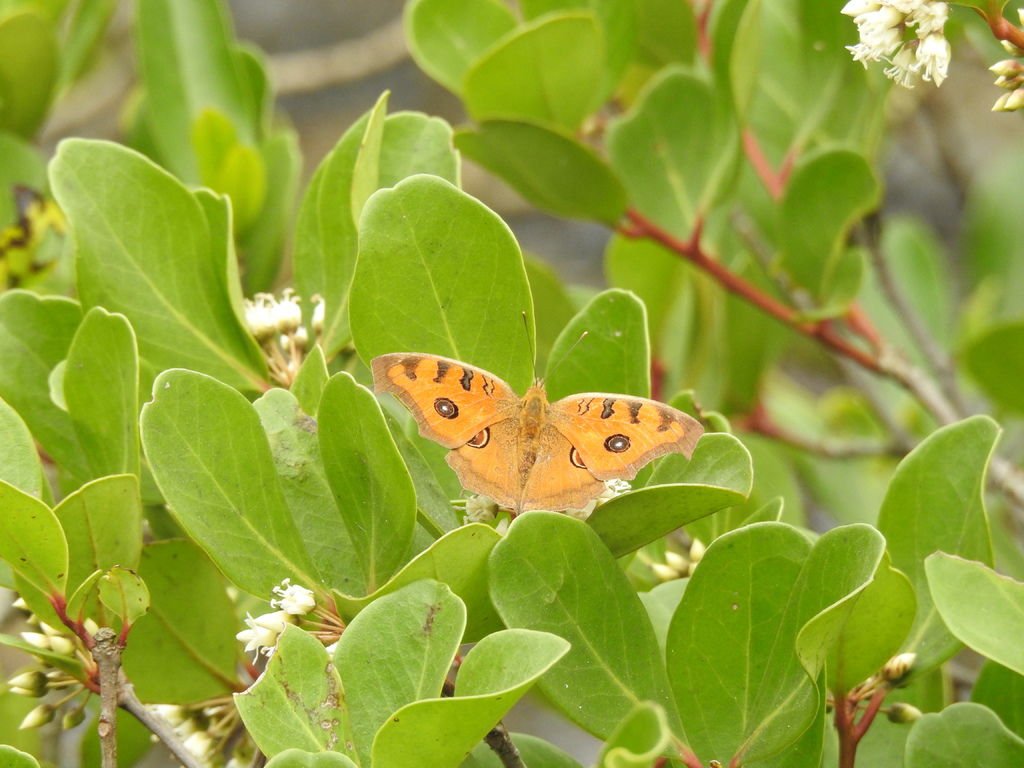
737, 405, 903, 459
92, 629, 120, 768
483, 722, 525, 768
120, 683, 204, 768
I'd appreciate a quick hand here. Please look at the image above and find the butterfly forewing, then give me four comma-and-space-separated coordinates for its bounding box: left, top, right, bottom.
371, 353, 518, 448
548, 394, 704, 481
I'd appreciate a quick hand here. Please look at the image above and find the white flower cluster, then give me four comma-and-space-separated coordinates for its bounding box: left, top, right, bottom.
843, 0, 951, 88
235, 579, 316, 659
242, 290, 325, 386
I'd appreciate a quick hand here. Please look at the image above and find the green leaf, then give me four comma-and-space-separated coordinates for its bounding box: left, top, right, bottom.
404, 0, 516, 93
63, 307, 140, 479
334, 580, 466, 765
545, 288, 649, 401
265, 751, 357, 768
50, 140, 267, 391
121, 540, 238, 704
877, 416, 998, 671
827, 554, 916, 694
0, 10, 57, 138
192, 109, 266, 233
140, 369, 316, 596
525, 257, 576, 371
597, 701, 672, 768
0, 480, 67, 596
608, 67, 739, 238
633, 0, 696, 67
0, 633, 84, 677
905, 703, 1024, 768
135, 0, 260, 179
53, 474, 141, 600
973, 661, 1024, 739
254, 388, 364, 594
290, 344, 329, 416
98, 565, 149, 625
490, 513, 676, 738
463, 13, 604, 131
236, 626, 351, 758
294, 104, 459, 357
926, 554, 1024, 677
56, 0, 117, 91
0, 745, 39, 768
350, 175, 534, 392
0, 396, 46, 500
666, 522, 813, 763
372, 628, 570, 767
0, 291, 87, 481
334, 524, 501, 641
778, 149, 879, 303
318, 373, 417, 593
455, 120, 626, 225
349, 92, 389, 224
963, 322, 1024, 414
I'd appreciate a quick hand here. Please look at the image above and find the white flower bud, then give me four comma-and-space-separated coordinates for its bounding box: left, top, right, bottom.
292, 325, 309, 350
8, 670, 46, 697
19, 704, 55, 729
275, 290, 302, 333
244, 294, 277, 341
689, 539, 707, 563
841, 0, 881, 16
311, 296, 325, 334
20, 632, 51, 650
83, 618, 99, 636
664, 551, 688, 573
62, 707, 86, 729
271, 579, 316, 616
464, 495, 499, 523
651, 563, 679, 582
12, 596, 28, 610
183, 730, 214, 759
151, 704, 188, 726
887, 702, 923, 723
48, 636, 76, 656
883, 652, 916, 683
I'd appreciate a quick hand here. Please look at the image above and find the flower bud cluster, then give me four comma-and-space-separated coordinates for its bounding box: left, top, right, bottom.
991, 54, 1024, 111
842, 0, 951, 88
242, 290, 324, 386
651, 539, 705, 582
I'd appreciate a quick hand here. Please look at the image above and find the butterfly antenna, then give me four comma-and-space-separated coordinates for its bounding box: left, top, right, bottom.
542, 331, 589, 385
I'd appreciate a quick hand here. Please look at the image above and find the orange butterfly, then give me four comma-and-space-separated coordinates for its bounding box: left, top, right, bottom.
372, 353, 704, 515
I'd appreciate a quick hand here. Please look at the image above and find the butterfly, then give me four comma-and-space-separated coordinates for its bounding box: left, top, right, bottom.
372, 353, 705, 515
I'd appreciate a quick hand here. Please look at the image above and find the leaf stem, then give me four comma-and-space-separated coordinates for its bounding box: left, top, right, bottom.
980, 3, 1024, 50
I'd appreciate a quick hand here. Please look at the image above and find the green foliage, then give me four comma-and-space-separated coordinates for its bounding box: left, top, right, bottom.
1, 0, 1024, 765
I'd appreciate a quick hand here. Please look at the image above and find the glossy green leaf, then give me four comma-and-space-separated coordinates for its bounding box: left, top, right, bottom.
649, 432, 753, 493
66, 569, 102, 621
238, 128, 301, 293
53, 474, 141, 600
0, 480, 67, 596
520, 0, 636, 96
140, 369, 317, 596
192, 109, 266, 233
350, 175, 534, 391
334, 524, 501, 641
0, 396, 45, 500
545, 289, 649, 401
728, 0, 762, 117
0, 746, 39, 768
255, 388, 363, 594
608, 67, 738, 238
463, 13, 604, 131
964, 322, 1024, 414
121, 540, 237, 703
372, 628, 570, 767
0, 633, 84, 677
236, 626, 351, 758
0, 10, 57, 138
828, 554, 916, 694
778, 149, 879, 302
335, 580, 465, 765
455, 120, 626, 225
973, 661, 1024, 739
526, 256, 578, 371
135, 0, 260, 179
490, 513, 676, 738
290, 344, 329, 416
597, 701, 672, 767
633, 0, 696, 67
294, 99, 458, 357
57, 0, 118, 90
318, 373, 417, 593
50, 140, 267, 391
0, 292, 87, 481
667, 523, 813, 763
877, 416, 998, 671
926, 554, 1024, 677
98, 565, 149, 625
63, 307, 140, 479
905, 703, 1024, 768
404, 0, 516, 93
638, 579, 688, 657
265, 751, 357, 768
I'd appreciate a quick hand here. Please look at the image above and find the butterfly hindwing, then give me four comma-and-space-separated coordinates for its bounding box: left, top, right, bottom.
371, 353, 518, 448
548, 394, 703, 481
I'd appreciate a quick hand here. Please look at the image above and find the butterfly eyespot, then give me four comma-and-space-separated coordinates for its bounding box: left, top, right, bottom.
569, 446, 587, 469
433, 397, 459, 419
467, 428, 490, 448
604, 434, 631, 453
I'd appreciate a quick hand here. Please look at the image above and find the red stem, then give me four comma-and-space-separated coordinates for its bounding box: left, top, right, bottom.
982, 5, 1024, 50
620, 210, 883, 374
835, 697, 857, 768
852, 689, 888, 741
742, 131, 787, 200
